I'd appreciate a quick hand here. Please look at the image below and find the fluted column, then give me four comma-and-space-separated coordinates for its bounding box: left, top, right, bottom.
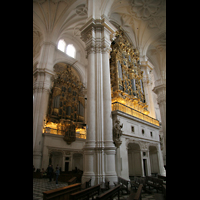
80, 16, 117, 185
153, 83, 166, 164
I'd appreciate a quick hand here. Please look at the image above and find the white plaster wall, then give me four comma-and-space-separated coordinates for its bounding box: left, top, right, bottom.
116, 114, 160, 143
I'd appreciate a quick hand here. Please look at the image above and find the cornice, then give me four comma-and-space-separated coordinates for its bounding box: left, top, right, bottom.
33, 68, 55, 76
152, 83, 166, 94
80, 16, 117, 36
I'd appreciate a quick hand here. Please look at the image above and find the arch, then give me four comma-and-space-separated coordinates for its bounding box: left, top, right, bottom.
72, 152, 83, 171
149, 145, 159, 176
53, 54, 86, 85
128, 142, 142, 177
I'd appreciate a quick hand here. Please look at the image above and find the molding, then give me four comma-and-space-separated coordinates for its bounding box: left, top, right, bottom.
33, 67, 55, 76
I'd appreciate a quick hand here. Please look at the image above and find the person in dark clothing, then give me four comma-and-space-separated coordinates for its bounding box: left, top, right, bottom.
55, 165, 60, 186
47, 165, 53, 182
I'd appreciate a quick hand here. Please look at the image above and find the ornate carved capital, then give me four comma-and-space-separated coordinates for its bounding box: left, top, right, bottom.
138, 141, 149, 151
80, 17, 117, 56
33, 68, 55, 93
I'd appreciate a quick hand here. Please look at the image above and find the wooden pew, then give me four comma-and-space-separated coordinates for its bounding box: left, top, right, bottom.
114, 176, 130, 194
158, 175, 166, 182
130, 177, 151, 194
127, 184, 143, 200
81, 178, 91, 190
68, 177, 77, 185
70, 184, 101, 200
100, 180, 110, 192
162, 184, 166, 199
96, 185, 120, 200
43, 183, 81, 200
158, 175, 166, 185
145, 176, 163, 192
154, 178, 163, 193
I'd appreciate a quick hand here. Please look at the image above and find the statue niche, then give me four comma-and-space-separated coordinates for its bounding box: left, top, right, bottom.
113, 119, 123, 148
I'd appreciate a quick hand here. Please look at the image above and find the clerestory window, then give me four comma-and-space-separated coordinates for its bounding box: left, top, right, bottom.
57, 39, 76, 58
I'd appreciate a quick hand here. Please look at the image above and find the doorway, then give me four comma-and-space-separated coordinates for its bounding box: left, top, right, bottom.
65, 162, 69, 172
143, 159, 147, 177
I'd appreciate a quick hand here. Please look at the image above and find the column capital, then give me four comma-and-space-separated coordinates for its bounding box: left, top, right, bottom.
152, 83, 166, 105
33, 68, 55, 93
80, 16, 117, 55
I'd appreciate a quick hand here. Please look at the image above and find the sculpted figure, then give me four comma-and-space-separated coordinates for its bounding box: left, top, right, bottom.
113, 119, 123, 148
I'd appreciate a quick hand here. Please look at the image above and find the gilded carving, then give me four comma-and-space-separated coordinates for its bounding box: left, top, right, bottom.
110, 28, 149, 115
44, 63, 86, 143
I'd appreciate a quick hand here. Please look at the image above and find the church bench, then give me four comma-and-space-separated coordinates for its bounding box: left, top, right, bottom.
162, 184, 166, 199
145, 176, 163, 192
100, 180, 110, 192
81, 178, 91, 190
153, 178, 163, 192
158, 175, 166, 181
68, 177, 77, 185
127, 184, 143, 200
114, 176, 130, 194
158, 175, 166, 185
70, 184, 101, 200
130, 177, 151, 194
96, 185, 120, 200
43, 183, 81, 200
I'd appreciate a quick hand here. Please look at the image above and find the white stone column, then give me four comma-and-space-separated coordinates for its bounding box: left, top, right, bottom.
33, 69, 54, 169
141, 62, 156, 118
80, 17, 117, 185
156, 144, 166, 176
153, 83, 166, 165
33, 41, 55, 170
146, 150, 151, 176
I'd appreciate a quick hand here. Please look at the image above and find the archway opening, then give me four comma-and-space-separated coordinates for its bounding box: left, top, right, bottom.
149, 146, 159, 176
128, 143, 142, 179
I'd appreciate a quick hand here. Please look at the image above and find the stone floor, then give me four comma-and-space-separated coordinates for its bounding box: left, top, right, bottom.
33, 178, 164, 200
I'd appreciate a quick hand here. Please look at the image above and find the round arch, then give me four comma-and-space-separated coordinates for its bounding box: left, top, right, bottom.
53, 58, 86, 85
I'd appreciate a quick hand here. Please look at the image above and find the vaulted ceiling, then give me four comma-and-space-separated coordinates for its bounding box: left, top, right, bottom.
33, 0, 166, 82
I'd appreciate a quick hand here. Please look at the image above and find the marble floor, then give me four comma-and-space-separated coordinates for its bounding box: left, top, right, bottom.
33, 178, 163, 200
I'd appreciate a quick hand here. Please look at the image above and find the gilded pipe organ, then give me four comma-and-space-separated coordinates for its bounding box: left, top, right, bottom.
110, 29, 159, 126
43, 64, 86, 144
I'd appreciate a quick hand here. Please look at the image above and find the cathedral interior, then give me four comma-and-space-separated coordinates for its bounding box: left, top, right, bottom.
33, 0, 166, 189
